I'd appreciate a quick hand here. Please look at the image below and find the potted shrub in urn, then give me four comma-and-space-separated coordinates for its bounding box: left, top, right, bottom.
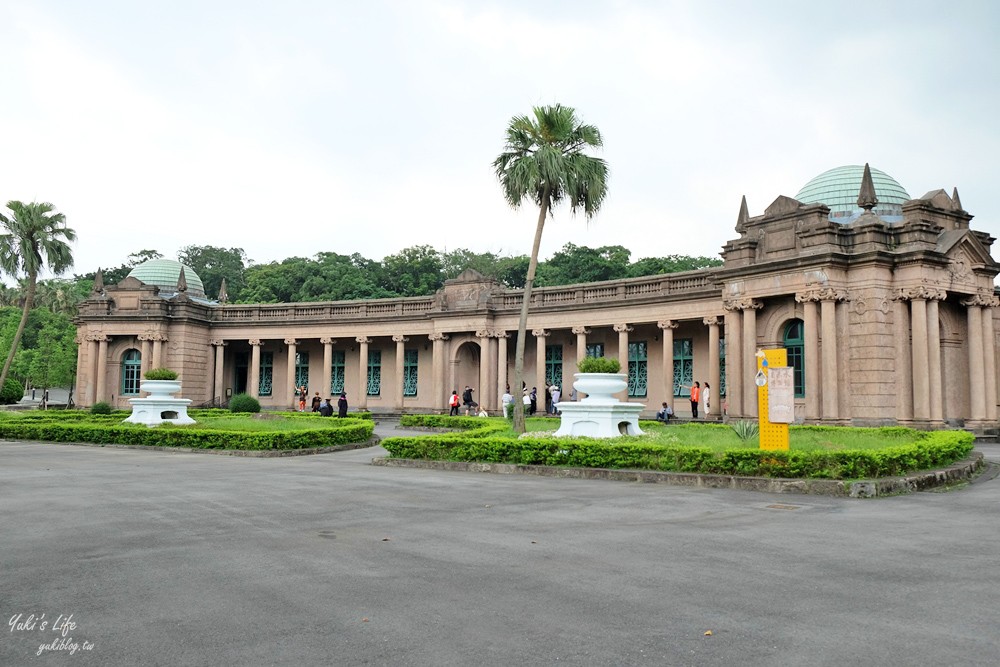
140, 367, 181, 399
574, 356, 626, 402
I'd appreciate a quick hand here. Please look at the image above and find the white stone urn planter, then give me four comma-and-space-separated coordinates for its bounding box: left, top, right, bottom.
554, 372, 644, 438
124, 379, 195, 426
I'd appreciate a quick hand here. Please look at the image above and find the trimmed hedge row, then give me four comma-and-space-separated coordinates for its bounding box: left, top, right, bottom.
0, 417, 374, 451
381, 418, 975, 479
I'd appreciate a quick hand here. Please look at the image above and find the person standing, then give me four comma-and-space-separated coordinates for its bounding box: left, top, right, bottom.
337, 392, 349, 418
550, 385, 561, 414
449, 390, 461, 416
501, 389, 514, 418
688, 382, 701, 419
703, 382, 711, 416
311, 391, 322, 412
298, 385, 307, 412
529, 387, 538, 415
462, 386, 475, 416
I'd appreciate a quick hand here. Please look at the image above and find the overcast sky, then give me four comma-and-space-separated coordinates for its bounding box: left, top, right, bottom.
1, 0, 998, 283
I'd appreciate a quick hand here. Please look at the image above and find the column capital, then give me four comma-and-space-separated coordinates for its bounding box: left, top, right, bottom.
531, 329, 550, 338
723, 297, 763, 311
493, 330, 510, 339
656, 320, 679, 330
392, 334, 409, 343
428, 333, 449, 341
320, 337, 336, 345
795, 288, 849, 303
284, 338, 298, 345
87, 334, 112, 343
571, 326, 591, 335
702, 316, 721, 327
475, 330, 494, 339
896, 286, 947, 302
248, 339, 263, 346
210, 339, 227, 347
612, 323, 633, 334
355, 336, 372, 344
137, 332, 155, 342
960, 293, 1000, 308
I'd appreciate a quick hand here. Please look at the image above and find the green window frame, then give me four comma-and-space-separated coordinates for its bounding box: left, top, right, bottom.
295, 352, 309, 391
585, 343, 604, 358
783, 319, 805, 398
545, 345, 563, 389
259, 351, 273, 396
719, 338, 726, 396
628, 341, 647, 398
330, 350, 345, 394
121, 349, 141, 396
673, 338, 693, 397
403, 349, 418, 397
367, 350, 381, 396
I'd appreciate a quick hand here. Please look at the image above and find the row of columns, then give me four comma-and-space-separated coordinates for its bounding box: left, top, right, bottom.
77, 332, 168, 406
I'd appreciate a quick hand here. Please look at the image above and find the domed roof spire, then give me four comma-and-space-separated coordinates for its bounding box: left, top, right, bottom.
218, 278, 229, 304
92, 268, 105, 295
952, 187, 963, 211
857, 163, 878, 212
736, 195, 749, 233
177, 267, 188, 293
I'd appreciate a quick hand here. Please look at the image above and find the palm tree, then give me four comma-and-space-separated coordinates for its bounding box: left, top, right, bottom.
0, 201, 76, 391
493, 104, 609, 432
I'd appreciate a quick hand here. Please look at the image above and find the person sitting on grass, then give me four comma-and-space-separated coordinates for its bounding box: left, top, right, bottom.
656, 402, 673, 422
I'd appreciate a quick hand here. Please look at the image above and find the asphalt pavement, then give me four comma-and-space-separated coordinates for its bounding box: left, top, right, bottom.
2, 422, 999, 667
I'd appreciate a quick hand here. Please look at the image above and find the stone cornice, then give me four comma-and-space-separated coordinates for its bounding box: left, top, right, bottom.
960, 293, 1000, 308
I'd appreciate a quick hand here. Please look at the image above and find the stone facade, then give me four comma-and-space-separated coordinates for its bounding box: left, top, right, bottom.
74, 181, 1000, 429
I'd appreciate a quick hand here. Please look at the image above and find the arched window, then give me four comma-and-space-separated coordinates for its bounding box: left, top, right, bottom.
783, 320, 805, 398
122, 349, 142, 396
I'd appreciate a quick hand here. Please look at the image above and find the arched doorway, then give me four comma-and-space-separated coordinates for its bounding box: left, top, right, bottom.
450, 340, 482, 409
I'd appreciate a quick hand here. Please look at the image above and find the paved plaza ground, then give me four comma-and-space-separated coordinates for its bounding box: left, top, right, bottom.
3, 423, 999, 666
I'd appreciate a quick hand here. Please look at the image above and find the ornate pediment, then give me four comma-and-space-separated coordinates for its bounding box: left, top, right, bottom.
938, 230, 998, 287
764, 195, 804, 217
439, 268, 500, 310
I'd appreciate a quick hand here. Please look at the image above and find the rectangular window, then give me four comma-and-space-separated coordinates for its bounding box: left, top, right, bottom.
674, 338, 693, 398
121, 350, 141, 396
545, 345, 563, 388
719, 338, 726, 396
367, 350, 381, 396
628, 341, 648, 398
259, 351, 273, 396
330, 350, 345, 394
295, 352, 309, 391
585, 343, 604, 358
403, 349, 418, 397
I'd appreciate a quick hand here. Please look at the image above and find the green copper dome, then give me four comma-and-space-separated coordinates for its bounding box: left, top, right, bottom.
796, 165, 910, 223
127, 259, 206, 297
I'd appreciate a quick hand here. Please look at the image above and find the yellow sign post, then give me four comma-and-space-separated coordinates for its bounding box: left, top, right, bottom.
756, 349, 789, 451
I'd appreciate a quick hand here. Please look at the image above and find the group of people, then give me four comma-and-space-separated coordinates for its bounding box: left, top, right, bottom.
297, 385, 349, 417
656, 381, 712, 422
449, 386, 488, 417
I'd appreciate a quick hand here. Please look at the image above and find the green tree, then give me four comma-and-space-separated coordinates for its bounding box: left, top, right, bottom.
75, 248, 162, 288
494, 104, 608, 432
536, 243, 631, 286
627, 254, 722, 277
0, 201, 76, 392
379, 245, 444, 296
21, 310, 76, 407
178, 245, 249, 301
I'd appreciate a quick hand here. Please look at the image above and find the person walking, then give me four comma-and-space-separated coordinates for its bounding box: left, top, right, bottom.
550, 385, 561, 414
462, 386, 475, 416
449, 390, 461, 416
337, 392, 349, 418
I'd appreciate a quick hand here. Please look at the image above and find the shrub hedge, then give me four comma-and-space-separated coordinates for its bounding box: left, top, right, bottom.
0, 414, 374, 450
382, 416, 975, 480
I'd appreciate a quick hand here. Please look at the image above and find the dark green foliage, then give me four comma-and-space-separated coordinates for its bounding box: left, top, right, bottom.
89, 402, 113, 415
0, 377, 22, 404
535, 243, 631, 286
143, 367, 178, 380
577, 356, 621, 373
229, 393, 261, 413
178, 245, 248, 301
626, 254, 723, 277
0, 413, 373, 450
382, 417, 975, 480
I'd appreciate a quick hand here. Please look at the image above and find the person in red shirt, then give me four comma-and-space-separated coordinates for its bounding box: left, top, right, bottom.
682, 382, 701, 419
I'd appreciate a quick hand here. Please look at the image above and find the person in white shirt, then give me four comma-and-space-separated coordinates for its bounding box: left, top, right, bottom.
703, 382, 711, 414
501, 389, 514, 418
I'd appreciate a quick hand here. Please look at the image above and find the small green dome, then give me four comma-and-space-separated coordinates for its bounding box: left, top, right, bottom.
127, 259, 206, 297
796, 165, 910, 223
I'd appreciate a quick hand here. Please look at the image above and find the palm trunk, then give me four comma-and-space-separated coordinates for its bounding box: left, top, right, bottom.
0, 271, 36, 392
511, 191, 550, 433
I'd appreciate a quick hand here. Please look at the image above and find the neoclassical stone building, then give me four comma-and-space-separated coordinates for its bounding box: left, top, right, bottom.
75, 165, 1000, 429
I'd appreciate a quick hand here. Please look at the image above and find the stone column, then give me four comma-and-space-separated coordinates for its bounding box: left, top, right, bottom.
961, 296, 987, 421
151, 335, 164, 369
532, 329, 549, 398
657, 320, 679, 412
614, 323, 633, 401
96, 335, 110, 403
820, 294, 839, 420
476, 331, 495, 412
393, 335, 408, 410
572, 326, 590, 364
910, 298, 930, 420
892, 296, 913, 422
74, 335, 86, 406
138, 334, 153, 377
356, 337, 371, 410
704, 316, 721, 417
212, 340, 226, 406
926, 296, 944, 422
249, 339, 262, 399
722, 309, 741, 418
496, 331, 509, 407
285, 338, 298, 408
321, 337, 335, 397
795, 293, 821, 421
429, 333, 448, 411
984, 300, 999, 421
86, 336, 99, 405
740, 300, 762, 418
